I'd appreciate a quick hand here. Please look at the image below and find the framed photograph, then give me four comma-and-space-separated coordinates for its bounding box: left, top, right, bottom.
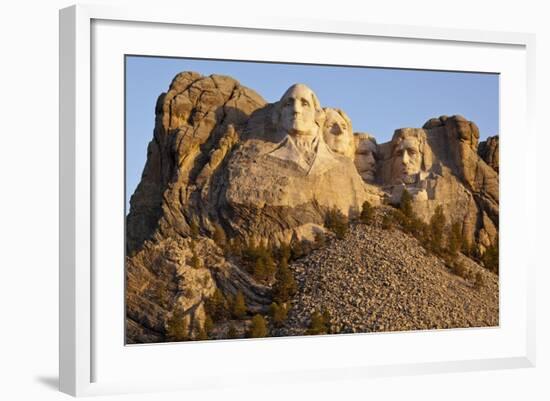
59, 4, 536, 397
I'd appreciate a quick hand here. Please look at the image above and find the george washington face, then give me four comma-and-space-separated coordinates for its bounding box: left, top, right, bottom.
279, 84, 319, 137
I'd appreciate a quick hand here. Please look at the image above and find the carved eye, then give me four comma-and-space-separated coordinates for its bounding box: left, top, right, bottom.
341, 124, 347, 131
301, 99, 310, 107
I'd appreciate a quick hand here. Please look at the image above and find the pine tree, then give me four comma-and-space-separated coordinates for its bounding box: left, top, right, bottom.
232, 291, 247, 319
203, 313, 214, 336
190, 219, 200, 239
213, 223, 227, 248
270, 302, 289, 327
381, 213, 393, 230
248, 314, 268, 338
272, 258, 297, 304
190, 247, 201, 269
360, 200, 374, 224
448, 222, 463, 256
279, 243, 291, 263
227, 324, 238, 339
253, 257, 266, 282
325, 207, 348, 239
474, 271, 484, 289
429, 205, 446, 254
166, 308, 189, 341
313, 231, 326, 247
399, 189, 414, 218
482, 238, 499, 274
306, 310, 327, 335
205, 288, 229, 322
196, 327, 208, 341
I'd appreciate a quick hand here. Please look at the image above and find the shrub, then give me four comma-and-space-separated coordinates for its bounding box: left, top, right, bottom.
248, 314, 268, 338
474, 271, 485, 289
381, 213, 393, 230
448, 222, 463, 256
428, 205, 446, 255
165, 308, 189, 341
196, 327, 208, 341
313, 231, 326, 248
269, 302, 289, 327
227, 324, 238, 339
190, 219, 200, 239
213, 223, 227, 248
482, 239, 499, 274
272, 259, 297, 304
232, 291, 247, 319
360, 201, 374, 224
190, 248, 201, 269
229, 237, 244, 257
399, 189, 414, 218
324, 207, 349, 239
203, 313, 214, 336
451, 261, 469, 279
204, 288, 230, 322
306, 310, 328, 335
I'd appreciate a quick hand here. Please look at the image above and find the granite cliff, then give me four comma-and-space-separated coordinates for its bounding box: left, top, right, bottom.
126, 72, 499, 343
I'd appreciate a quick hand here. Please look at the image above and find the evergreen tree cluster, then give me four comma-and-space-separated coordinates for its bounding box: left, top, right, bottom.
324, 207, 349, 239
384, 190, 498, 279
306, 309, 332, 335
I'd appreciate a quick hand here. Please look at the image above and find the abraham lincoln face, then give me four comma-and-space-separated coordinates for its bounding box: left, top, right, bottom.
390, 129, 426, 184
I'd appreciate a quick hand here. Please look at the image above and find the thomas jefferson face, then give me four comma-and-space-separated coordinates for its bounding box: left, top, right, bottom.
391, 136, 422, 184
280, 84, 317, 137
323, 108, 354, 158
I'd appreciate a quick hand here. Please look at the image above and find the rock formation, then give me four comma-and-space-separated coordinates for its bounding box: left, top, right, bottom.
478, 135, 499, 173
126, 72, 499, 343
322, 107, 355, 158
377, 115, 499, 253
353, 133, 378, 183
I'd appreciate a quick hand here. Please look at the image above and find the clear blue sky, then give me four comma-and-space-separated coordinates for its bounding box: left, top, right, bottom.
126, 55, 499, 208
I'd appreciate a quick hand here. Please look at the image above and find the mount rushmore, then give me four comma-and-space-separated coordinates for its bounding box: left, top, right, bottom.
126, 72, 499, 343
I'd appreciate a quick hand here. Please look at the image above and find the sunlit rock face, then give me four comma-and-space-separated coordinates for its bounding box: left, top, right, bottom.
322, 108, 355, 159
225, 83, 381, 245
125, 72, 500, 343
478, 135, 499, 173
353, 133, 378, 183
375, 115, 498, 253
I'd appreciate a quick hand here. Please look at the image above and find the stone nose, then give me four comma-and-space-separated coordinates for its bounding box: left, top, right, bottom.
401, 150, 410, 164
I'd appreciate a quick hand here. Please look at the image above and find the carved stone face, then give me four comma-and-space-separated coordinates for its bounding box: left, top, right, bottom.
323, 108, 354, 158
279, 84, 318, 137
354, 134, 377, 182
391, 136, 422, 184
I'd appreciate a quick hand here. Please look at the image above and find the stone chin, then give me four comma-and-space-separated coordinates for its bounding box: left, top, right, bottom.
360, 171, 375, 182
395, 173, 418, 185
282, 119, 316, 137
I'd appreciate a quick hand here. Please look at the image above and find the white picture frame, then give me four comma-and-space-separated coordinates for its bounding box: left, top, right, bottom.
59, 4, 536, 397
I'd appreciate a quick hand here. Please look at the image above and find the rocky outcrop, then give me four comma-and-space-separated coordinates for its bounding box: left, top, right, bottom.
125, 73, 499, 343
126, 72, 266, 253
478, 135, 499, 173
275, 219, 498, 336
126, 236, 272, 343
376, 115, 499, 252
